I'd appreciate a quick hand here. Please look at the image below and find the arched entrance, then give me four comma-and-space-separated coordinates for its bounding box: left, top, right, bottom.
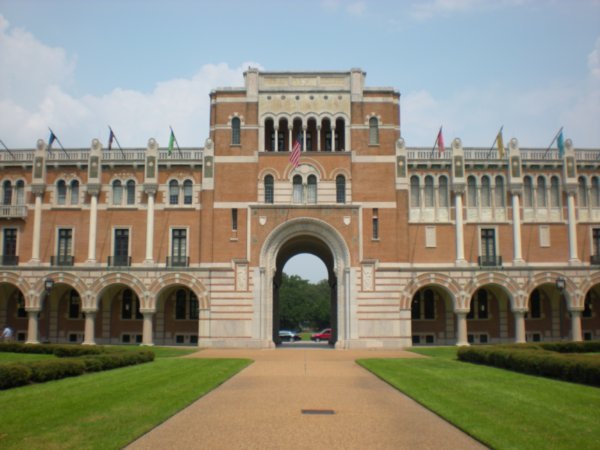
259, 218, 351, 348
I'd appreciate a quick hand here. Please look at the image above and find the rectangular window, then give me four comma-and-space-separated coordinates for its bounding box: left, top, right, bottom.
593, 228, 600, 256
57, 228, 72, 265
68, 292, 80, 319
480, 228, 496, 264
425, 226, 436, 248
171, 229, 187, 266
114, 229, 129, 266
372, 208, 379, 240
190, 294, 199, 320
539, 225, 550, 248
231, 209, 238, 232
175, 296, 186, 320
2, 228, 17, 265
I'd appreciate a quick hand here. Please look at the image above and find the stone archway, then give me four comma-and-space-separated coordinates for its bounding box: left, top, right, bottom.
258, 218, 351, 348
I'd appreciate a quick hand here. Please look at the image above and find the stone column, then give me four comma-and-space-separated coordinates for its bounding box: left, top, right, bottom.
317, 125, 321, 152
302, 125, 307, 151
30, 187, 44, 263
144, 184, 157, 264
142, 312, 155, 346
566, 192, 579, 263
455, 310, 469, 346
86, 185, 100, 264
569, 309, 583, 342
511, 192, 524, 264
274, 126, 279, 152
331, 124, 336, 151
513, 309, 526, 343
454, 191, 466, 264
288, 127, 292, 152
26, 310, 40, 344
82, 311, 96, 345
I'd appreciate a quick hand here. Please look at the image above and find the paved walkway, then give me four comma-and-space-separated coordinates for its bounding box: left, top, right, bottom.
127, 346, 486, 450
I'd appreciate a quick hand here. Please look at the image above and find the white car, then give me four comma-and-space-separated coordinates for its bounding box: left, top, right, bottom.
278, 330, 301, 342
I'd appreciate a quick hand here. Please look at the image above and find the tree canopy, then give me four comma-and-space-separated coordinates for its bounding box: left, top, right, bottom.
279, 273, 330, 331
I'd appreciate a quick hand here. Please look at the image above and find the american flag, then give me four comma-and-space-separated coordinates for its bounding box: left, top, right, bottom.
290, 133, 301, 168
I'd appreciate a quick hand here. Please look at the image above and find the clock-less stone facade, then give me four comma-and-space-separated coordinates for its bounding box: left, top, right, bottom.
1, 68, 599, 348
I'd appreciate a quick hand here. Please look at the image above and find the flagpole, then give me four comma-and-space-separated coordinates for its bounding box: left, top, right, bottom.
544, 126, 563, 158
48, 127, 69, 159
0, 139, 15, 159
170, 126, 182, 157
486, 125, 503, 159
430, 126, 441, 159
108, 126, 126, 158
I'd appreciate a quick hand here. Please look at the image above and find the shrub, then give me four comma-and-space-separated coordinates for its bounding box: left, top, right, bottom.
457, 344, 600, 387
0, 342, 56, 354
28, 359, 86, 383
0, 364, 32, 389
53, 346, 104, 358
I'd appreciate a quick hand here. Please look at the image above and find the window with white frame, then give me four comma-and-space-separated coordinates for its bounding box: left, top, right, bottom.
169, 180, 179, 205
537, 176, 547, 207
126, 180, 136, 205
264, 175, 274, 204
369, 117, 379, 145
550, 176, 560, 207
292, 175, 303, 203
410, 176, 420, 208
591, 176, 600, 207
439, 176, 449, 207
578, 176, 588, 207
57, 180, 67, 205
183, 180, 193, 205
424, 175, 434, 207
494, 176, 505, 207
2, 228, 18, 265
112, 180, 123, 205
467, 176, 477, 207
481, 176, 491, 207
231, 117, 241, 145
336, 175, 345, 204
2, 180, 12, 205
170, 228, 187, 266
15, 180, 24, 205
523, 176, 533, 207
307, 175, 317, 204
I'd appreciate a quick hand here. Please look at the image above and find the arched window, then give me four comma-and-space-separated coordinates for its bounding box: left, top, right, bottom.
537, 176, 547, 207
494, 176, 505, 207
15, 180, 24, 205
126, 180, 136, 205
410, 176, 420, 208
264, 175, 274, 204
56, 180, 67, 205
307, 175, 317, 204
335, 118, 345, 151
439, 176, 449, 207
578, 177, 588, 207
369, 117, 379, 145
2, 180, 11, 205
336, 175, 345, 204
523, 176, 533, 207
190, 293, 199, 320
70, 180, 79, 205
169, 180, 179, 205
68, 289, 81, 319
293, 175, 303, 203
231, 117, 241, 145
481, 176, 491, 207
550, 176, 560, 207
175, 289, 186, 320
183, 180, 193, 205
530, 289, 541, 318
112, 180, 122, 205
424, 175, 434, 207
591, 176, 600, 208
467, 176, 477, 207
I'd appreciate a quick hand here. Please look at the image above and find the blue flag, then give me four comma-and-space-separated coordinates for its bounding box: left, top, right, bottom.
48, 130, 57, 152
557, 130, 565, 158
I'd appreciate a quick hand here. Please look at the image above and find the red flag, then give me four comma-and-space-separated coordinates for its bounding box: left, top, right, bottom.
437, 127, 444, 154
290, 133, 301, 168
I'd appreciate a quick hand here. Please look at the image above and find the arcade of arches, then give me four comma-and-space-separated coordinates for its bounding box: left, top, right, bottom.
1, 277, 598, 346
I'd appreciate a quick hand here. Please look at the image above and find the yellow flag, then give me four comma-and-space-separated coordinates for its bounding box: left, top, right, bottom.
496, 129, 505, 158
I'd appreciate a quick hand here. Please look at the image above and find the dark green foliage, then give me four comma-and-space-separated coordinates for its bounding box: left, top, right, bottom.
0, 364, 32, 389
0, 345, 155, 389
0, 342, 56, 354
279, 274, 331, 330
457, 343, 600, 386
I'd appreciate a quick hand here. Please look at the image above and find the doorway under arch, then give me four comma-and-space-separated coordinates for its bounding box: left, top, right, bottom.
259, 218, 351, 348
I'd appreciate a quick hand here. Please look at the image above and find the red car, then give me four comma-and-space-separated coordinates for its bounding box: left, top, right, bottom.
310, 328, 332, 342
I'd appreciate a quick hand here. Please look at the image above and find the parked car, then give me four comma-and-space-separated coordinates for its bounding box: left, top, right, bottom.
279, 330, 301, 342
310, 328, 332, 342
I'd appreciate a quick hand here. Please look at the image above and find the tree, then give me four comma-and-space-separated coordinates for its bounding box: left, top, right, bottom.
279, 273, 330, 330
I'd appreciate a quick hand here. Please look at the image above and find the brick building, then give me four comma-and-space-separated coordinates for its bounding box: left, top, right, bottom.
1, 68, 599, 348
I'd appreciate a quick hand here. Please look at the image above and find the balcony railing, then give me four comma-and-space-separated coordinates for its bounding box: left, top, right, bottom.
51, 255, 74, 266
478, 255, 503, 267
0, 205, 28, 219
108, 255, 131, 267
1, 255, 19, 266
591, 255, 600, 265
166, 256, 190, 267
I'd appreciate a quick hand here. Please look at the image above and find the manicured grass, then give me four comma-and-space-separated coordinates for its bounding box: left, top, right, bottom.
0, 356, 251, 449
0, 352, 56, 364
358, 347, 600, 450
299, 332, 312, 341
109, 345, 200, 358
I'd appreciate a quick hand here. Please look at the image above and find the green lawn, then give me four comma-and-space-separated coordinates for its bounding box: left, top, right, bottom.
358, 347, 600, 450
0, 349, 251, 449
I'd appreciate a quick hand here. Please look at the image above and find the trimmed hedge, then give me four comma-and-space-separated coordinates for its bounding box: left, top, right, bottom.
457, 343, 600, 387
0, 344, 155, 389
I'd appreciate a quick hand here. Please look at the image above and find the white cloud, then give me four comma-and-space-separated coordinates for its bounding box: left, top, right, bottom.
0, 14, 262, 148
409, 0, 528, 20
346, 2, 367, 16
320, 0, 367, 16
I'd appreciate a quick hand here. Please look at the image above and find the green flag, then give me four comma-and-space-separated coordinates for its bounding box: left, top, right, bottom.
168, 130, 175, 155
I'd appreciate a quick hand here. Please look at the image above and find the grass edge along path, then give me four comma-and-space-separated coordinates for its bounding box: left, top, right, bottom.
358, 347, 600, 450
0, 356, 251, 449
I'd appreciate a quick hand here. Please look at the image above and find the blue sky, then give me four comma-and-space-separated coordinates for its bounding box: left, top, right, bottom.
1, 0, 599, 282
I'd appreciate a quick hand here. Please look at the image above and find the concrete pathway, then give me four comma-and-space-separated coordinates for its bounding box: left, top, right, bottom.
127, 346, 486, 450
